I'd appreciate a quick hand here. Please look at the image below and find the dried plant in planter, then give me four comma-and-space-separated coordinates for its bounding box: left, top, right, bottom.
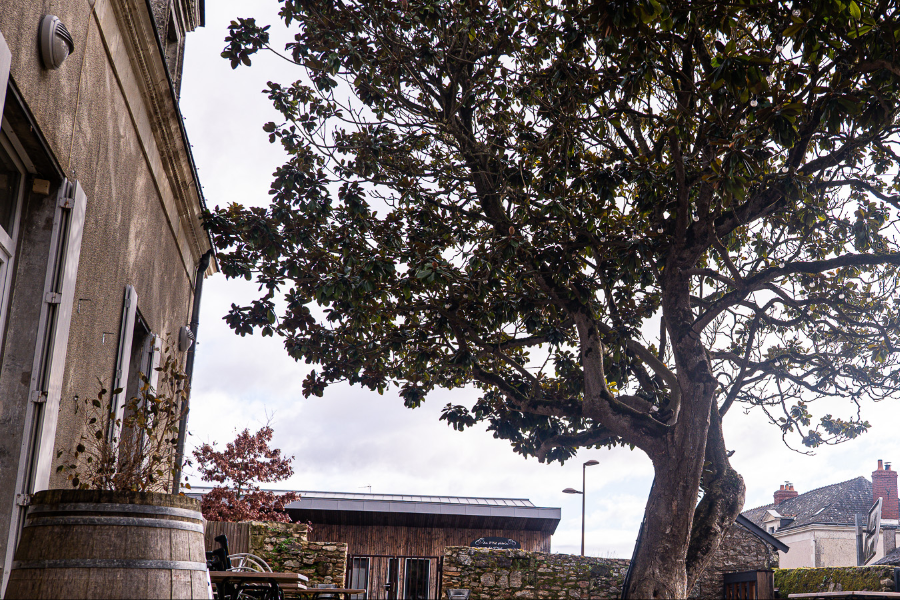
56, 344, 188, 492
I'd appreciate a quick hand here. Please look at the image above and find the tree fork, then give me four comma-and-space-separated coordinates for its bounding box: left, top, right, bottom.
624, 277, 723, 598
685, 405, 746, 590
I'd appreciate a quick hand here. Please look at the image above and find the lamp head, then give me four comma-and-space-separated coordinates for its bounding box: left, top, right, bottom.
584, 460, 600, 467
562, 487, 582, 494
40, 15, 75, 70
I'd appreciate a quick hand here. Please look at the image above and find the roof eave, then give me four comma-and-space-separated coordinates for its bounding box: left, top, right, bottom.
736, 514, 790, 553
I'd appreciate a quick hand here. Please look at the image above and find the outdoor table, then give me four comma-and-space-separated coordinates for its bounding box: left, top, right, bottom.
291, 588, 367, 599
787, 593, 900, 599
210, 570, 305, 600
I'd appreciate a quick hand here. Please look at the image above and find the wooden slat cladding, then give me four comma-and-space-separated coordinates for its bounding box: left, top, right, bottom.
310, 524, 549, 555
204, 521, 251, 554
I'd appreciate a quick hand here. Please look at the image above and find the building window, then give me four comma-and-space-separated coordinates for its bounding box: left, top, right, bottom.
348, 557, 369, 599
0, 126, 25, 355
404, 558, 430, 600
165, 9, 184, 95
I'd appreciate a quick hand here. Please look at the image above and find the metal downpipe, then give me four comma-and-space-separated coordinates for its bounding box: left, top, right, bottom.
173, 249, 212, 494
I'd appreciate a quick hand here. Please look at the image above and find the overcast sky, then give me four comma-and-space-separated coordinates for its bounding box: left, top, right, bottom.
178, 1, 899, 558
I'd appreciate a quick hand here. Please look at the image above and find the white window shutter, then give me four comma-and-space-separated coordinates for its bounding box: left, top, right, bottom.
0, 30, 10, 118
30, 180, 87, 491
109, 285, 137, 445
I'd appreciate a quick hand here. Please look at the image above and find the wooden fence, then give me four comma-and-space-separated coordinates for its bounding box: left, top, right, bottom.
204, 521, 251, 554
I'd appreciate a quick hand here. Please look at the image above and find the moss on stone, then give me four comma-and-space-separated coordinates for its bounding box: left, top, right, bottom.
775, 566, 896, 595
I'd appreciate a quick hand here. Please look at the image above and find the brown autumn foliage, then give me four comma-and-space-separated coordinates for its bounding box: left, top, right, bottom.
193, 425, 299, 522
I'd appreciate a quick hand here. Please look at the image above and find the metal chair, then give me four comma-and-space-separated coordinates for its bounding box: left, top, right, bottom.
228, 553, 273, 573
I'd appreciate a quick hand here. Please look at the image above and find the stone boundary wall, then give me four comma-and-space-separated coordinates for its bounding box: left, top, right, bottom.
248, 521, 349, 587
442, 546, 629, 599
775, 566, 898, 594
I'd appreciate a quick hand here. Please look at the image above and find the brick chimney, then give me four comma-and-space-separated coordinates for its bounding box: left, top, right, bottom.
774, 483, 799, 506
872, 459, 899, 520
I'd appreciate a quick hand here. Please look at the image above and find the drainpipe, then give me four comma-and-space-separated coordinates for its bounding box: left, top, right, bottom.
173, 249, 213, 493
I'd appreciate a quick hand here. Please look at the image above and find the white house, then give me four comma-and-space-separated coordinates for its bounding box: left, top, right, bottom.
743, 461, 899, 569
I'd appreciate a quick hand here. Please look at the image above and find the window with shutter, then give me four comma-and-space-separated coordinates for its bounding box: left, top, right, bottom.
109, 291, 166, 459
141, 333, 162, 393
110, 285, 138, 445
3, 177, 86, 595
0, 128, 25, 357
0, 30, 14, 364
29, 180, 88, 491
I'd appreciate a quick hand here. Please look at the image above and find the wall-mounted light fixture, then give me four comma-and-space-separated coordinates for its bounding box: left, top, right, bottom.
178, 325, 195, 352
39, 15, 75, 70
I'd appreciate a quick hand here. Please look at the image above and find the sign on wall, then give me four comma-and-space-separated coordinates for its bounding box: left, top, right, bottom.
471, 537, 520, 550
863, 497, 882, 564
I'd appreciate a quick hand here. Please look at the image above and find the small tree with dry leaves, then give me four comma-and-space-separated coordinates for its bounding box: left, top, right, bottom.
193, 426, 299, 522
56, 345, 188, 492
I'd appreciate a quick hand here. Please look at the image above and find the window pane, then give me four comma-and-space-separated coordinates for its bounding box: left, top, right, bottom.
404, 559, 429, 600
0, 138, 21, 235
349, 557, 368, 599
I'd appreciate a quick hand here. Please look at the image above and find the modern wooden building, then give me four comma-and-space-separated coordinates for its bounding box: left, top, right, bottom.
286, 490, 561, 600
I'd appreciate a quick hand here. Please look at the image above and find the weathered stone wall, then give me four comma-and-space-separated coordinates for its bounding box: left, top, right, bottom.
248, 521, 349, 588
442, 546, 629, 599
775, 566, 898, 595
689, 522, 779, 599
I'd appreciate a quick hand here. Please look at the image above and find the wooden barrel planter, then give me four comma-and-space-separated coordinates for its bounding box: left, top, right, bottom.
5, 489, 210, 599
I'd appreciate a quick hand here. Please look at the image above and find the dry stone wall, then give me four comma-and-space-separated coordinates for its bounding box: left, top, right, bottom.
442, 546, 629, 599
248, 521, 349, 587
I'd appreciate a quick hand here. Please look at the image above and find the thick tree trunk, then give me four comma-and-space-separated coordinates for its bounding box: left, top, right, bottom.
623, 408, 745, 598
623, 266, 729, 598
624, 429, 709, 598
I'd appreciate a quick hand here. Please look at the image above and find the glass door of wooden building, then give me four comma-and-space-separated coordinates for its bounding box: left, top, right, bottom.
403, 558, 429, 600
348, 555, 441, 599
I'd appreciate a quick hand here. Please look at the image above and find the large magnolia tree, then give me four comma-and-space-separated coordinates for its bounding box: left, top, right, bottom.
207, 0, 900, 595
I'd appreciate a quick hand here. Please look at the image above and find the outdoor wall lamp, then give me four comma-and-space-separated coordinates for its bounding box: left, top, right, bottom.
179, 325, 195, 352
39, 15, 75, 70
563, 459, 600, 556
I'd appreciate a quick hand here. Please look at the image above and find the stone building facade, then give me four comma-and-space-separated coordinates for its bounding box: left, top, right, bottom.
0, 0, 212, 592
689, 521, 779, 599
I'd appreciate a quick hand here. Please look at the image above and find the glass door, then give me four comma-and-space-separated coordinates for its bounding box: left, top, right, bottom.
349, 556, 370, 599
387, 558, 399, 600
403, 559, 430, 600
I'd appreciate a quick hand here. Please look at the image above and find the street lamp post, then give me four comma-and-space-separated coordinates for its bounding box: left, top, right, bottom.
563, 459, 600, 556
